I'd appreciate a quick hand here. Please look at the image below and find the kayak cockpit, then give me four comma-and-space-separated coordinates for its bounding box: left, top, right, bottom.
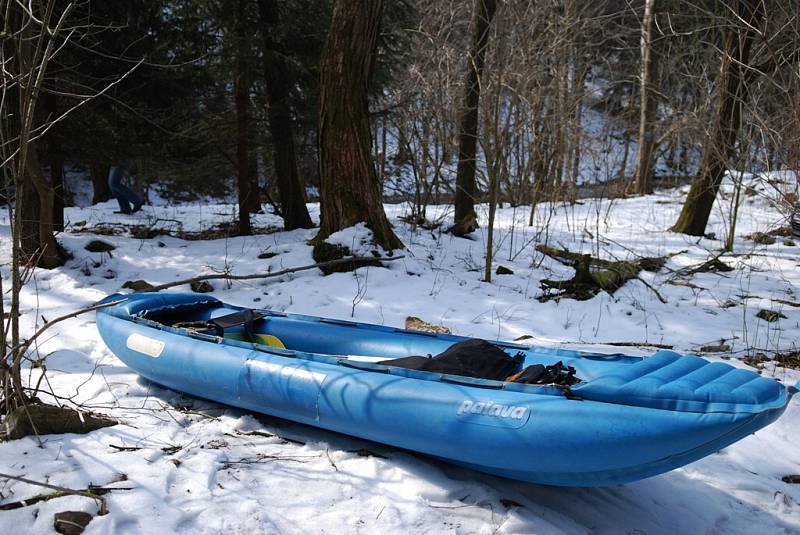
118, 296, 587, 391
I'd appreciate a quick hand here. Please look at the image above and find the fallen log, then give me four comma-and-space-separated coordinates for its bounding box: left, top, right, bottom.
536, 245, 646, 301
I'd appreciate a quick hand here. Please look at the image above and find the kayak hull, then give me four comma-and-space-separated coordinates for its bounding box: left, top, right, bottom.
96, 293, 792, 486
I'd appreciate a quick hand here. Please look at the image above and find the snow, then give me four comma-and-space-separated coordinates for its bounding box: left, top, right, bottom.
1, 175, 799, 534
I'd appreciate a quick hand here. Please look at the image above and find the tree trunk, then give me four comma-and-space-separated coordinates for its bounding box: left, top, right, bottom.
19, 178, 41, 264
45, 92, 65, 231
11, 4, 66, 269
315, 0, 402, 250
452, 0, 497, 236
634, 0, 658, 195
618, 129, 632, 183
484, 163, 500, 283
672, 0, 764, 236
19, 142, 66, 269
257, 0, 314, 230
90, 163, 111, 204
50, 155, 65, 231
248, 152, 261, 213
235, 0, 252, 235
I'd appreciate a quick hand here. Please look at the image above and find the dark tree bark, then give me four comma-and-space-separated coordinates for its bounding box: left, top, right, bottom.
45, 91, 65, 231
672, 0, 764, 236
235, 0, 253, 235
452, 0, 497, 236
19, 141, 66, 269
90, 163, 111, 204
50, 153, 65, 231
10, 5, 66, 269
19, 177, 42, 265
248, 153, 261, 213
257, 0, 314, 230
315, 0, 402, 250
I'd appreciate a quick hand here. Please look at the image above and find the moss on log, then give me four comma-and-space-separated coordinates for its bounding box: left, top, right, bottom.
536, 245, 659, 301
4, 404, 116, 440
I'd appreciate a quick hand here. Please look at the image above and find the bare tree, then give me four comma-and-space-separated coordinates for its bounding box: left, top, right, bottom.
235, 0, 254, 235
3, 2, 71, 269
2, 0, 72, 411
672, 0, 766, 236
633, 0, 659, 195
1, 0, 139, 415
452, 0, 497, 237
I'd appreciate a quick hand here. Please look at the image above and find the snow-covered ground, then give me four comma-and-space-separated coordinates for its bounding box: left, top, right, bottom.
1, 175, 799, 534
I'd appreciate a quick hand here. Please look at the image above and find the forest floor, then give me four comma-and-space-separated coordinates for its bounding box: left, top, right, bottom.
1, 174, 799, 534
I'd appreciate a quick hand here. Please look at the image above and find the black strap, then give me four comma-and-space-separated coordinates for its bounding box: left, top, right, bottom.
511, 361, 580, 386
209, 309, 264, 342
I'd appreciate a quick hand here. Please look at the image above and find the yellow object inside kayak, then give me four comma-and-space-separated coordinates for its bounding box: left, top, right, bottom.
224, 332, 286, 349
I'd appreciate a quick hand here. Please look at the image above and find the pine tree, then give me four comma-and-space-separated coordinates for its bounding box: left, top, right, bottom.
257, 0, 314, 230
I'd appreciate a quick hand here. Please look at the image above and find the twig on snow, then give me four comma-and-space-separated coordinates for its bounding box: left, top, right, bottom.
0, 472, 117, 515
325, 448, 339, 472
0, 485, 133, 511
635, 276, 668, 304
771, 298, 800, 308
579, 341, 674, 350
142, 255, 405, 293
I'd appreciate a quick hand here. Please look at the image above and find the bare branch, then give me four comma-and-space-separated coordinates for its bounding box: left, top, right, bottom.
143, 255, 404, 293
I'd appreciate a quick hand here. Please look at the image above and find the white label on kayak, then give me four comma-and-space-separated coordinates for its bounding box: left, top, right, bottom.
126, 333, 165, 358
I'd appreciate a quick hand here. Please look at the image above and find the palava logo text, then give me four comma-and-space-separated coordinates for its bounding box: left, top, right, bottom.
457, 400, 529, 420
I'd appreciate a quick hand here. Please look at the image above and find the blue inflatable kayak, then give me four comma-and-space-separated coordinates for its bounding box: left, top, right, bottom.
96, 292, 796, 486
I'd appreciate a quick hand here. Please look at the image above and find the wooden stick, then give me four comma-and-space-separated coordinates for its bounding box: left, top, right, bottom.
602, 341, 673, 350
0, 486, 133, 511
0, 472, 110, 515
772, 298, 800, 308
143, 255, 405, 293
8, 300, 125, 357
635, 276, 668, 304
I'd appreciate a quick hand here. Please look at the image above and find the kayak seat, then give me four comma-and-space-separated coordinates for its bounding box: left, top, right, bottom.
208, 310, 287, 349
572, 350, 786, 413
167, 309, 287, 349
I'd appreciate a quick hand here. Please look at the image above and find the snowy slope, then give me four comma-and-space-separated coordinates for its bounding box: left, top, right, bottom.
1, 178, 798, 534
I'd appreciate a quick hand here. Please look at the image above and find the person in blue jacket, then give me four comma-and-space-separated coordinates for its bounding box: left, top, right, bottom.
108, 165, 144, 214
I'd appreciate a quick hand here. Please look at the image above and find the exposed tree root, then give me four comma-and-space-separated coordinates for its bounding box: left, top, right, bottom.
449, 214, 479, 238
